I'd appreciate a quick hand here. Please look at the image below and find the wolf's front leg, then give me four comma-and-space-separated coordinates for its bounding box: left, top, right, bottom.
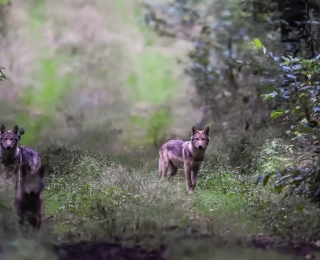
35, 198, 43, 230
184, 165, 193, 194
191, 165, 200, 193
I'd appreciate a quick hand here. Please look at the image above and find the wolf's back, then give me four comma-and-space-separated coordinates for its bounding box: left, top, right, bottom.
20, 146, 41, 171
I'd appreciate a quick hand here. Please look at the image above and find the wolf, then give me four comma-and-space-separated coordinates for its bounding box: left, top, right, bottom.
15, 163, 45, 230
0, 124, 22, 175
0, 124, 41, 187
159, 126, 210, 194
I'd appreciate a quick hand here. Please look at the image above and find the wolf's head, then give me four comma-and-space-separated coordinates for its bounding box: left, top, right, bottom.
20, 164, 45, 195
190, 126, 210, 150
0, 125, 19, 150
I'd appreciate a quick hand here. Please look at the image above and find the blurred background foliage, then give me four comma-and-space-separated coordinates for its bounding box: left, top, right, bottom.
142, 0, 320, 199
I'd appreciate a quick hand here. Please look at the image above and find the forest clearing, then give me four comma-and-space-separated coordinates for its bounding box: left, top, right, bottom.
0, 0, 320, 259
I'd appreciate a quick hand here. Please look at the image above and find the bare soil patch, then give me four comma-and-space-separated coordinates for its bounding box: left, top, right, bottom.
247, 236, 320, 258
58, 237, 320, 260
59, 241, 165, 260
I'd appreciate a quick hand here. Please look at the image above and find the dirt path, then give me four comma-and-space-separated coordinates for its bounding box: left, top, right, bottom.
58, 238, 320, 260
59, 241, 165, 260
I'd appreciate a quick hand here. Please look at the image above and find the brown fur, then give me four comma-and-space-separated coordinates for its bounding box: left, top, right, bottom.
0, 124, 21, 175
15, 164, 45, 230
0, 124, 42, 189
159, 126, 210, 194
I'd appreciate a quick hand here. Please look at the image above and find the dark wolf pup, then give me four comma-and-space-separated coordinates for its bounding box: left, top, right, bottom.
159, 126, 210, 194
15, 163, 45, 230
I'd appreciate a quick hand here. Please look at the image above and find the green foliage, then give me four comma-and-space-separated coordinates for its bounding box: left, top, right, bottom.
45, 152, 132, 219
255, 138, 293, 176
197, 149, 320, 241
141, 0, 280, 128
42, 146, 204, 246
249, 38, 320, 203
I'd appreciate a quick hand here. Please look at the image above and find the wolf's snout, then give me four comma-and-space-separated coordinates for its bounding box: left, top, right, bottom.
6, 145, 12, 150
198, 145, 203, 149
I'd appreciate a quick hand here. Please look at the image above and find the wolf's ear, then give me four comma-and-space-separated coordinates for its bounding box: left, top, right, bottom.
1, 124, 6, 134
191, 126, 198, 135
13, 125, 19, 135
204, 126, 210, 136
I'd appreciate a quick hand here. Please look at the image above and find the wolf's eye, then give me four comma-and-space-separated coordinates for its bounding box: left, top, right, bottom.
4, 138, 7, 140
202, 138, 206, 141
195, 138, 199, 141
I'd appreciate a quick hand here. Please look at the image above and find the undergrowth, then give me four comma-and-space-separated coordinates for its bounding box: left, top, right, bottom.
1, 136, 320, 259
39, 135, 320, 250
197, 136, 320, 242
41, 146, 210, 248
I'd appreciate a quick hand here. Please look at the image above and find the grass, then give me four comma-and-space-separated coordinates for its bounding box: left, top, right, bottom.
36, 138, 320, 258
1, 138, 320, 259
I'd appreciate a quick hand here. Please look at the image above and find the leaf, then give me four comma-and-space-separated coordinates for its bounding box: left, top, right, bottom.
262, 174, 270, 186
233, 59, 243, 64
281, 65, 291, 71
270, 110, 285, 119
261, 91, 278, 101
282, 56, 290, 62
292, 64, 302, 71
253, 38, 263, 49
297, 125, 312, 134
268, 52, 274, 59
262, 46, 266, 54
286, 74, 296, 79
274, 183, 283, 194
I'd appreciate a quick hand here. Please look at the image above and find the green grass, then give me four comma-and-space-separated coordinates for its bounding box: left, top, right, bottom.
1, 139, 320, 259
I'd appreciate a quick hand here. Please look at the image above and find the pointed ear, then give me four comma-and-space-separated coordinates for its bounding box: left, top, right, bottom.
1, 124, 6, 134
204, 126, 210, 136
13, 125, 19, 135
191, 126, 198, 135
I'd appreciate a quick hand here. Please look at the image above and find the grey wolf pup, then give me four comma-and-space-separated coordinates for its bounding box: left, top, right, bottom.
0, 124, 41, 187
159, 126, 210, 194
15, 164, 45, 230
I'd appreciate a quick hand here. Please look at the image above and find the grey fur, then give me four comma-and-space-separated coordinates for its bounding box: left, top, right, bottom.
0, 124, 41, 188
159, 126, 210, 194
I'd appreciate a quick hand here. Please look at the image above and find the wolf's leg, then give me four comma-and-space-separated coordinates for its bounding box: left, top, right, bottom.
35, 199, 43, 231
158, 151, 164, 178
15, 209, 24, 235
184, 165, 193, 194
159, 151, 170, 178
191, 165, 200, 193
168, 163, 178, 181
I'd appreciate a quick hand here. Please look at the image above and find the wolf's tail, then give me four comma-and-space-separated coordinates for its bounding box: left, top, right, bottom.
158, 147, 163, 178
